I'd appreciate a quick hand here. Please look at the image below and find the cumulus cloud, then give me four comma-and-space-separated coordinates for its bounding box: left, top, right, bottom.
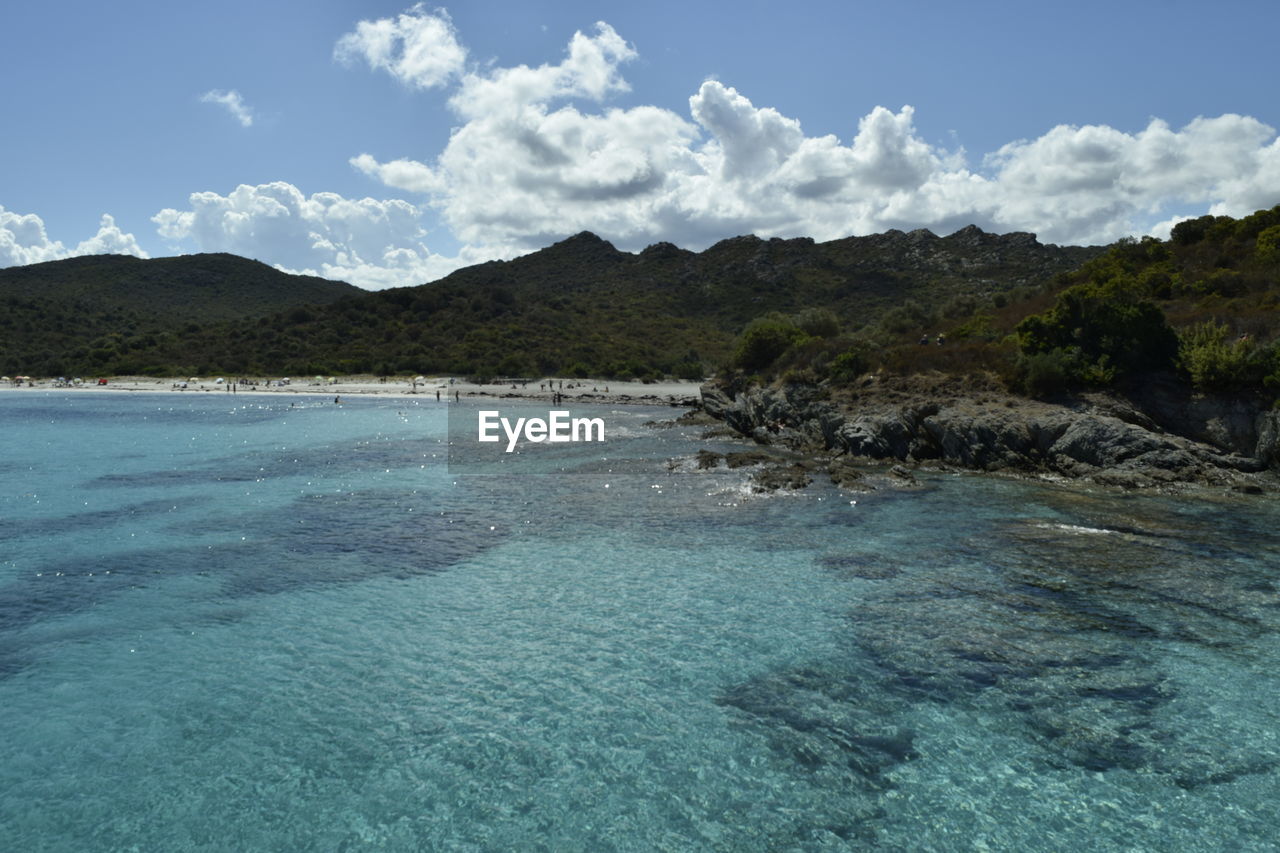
201, 89, 253, 127
151, 181, 470, 288
448, 21, 635, 120
0, 207, 147, 268
151, 14, 1280, 290
341, 14, 1280, 262
334, 4, 465, 90
981, 113, 1280, 243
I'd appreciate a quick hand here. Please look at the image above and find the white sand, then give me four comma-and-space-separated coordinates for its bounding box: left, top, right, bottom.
0, 375, 706, 406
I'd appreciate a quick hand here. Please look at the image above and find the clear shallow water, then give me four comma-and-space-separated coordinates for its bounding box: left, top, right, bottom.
2, 392, 1279, 851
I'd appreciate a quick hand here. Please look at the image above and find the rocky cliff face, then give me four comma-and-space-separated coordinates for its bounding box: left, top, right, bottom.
701, 376, 1280, 492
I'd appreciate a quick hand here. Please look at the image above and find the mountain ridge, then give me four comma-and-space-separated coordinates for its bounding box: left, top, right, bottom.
0, 224, 1103, 378
0, 252, 362, 322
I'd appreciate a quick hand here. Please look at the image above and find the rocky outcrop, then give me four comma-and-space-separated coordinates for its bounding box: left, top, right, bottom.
700, 377, 1278, 492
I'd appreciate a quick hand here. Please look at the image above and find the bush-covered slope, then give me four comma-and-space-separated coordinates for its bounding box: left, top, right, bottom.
0, 228, 1099, 378
731, 205, 1280, 404
0, 253, 364, 377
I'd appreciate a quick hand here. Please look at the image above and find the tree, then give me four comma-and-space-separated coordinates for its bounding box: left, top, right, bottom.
733, 316, 805, 372
1257, 224, 1280, 265
1016, 282, 1178, 385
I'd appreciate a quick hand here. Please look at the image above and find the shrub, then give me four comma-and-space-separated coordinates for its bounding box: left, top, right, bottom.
1016, 282, 1177, 381
733, 316, 806, 372
1184, 269, 1246, 298
673, 360, 705, 381
1177, 321, 1273, 392
826, 347, 870, 384
792, 307, 841, 338
1013, 349, 1078, 397
1257, 224, 1280, 265
877, 299, 938, 335
948, 313, 998, 341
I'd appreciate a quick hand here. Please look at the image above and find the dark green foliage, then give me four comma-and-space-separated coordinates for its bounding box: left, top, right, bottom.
948, 312, 998, 341
792, 307, 841, 338
2, 227, 1098, 379
733, 316, 806, 372
966, 204, 1280, 398
826, 346, 871, 383
1171, 215, 1229, 246
1016, 282, 1177, 379
1257, 225, 1280, 265
877, 299, 938, 335
1013, 349, 1078, 397
0, 253, 359, 321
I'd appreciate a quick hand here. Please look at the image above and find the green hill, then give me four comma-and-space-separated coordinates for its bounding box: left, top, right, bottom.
0, 252, 361, 321
735, 205, 1280, 403
0, 253, 362, 377
0, 228, 1101, 378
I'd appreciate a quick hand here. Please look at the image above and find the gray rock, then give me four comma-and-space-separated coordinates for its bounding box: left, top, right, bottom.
700, 379, 1278, 492
751, 463, 813, 492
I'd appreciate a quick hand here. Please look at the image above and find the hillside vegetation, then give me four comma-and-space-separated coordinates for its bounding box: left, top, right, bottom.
734, 205, 1280, 405
0, 253, 361, 377
0, 228, 1097, 379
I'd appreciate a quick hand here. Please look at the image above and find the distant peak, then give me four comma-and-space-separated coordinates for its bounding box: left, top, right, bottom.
532, 231, 625, 266
639, 241, 689, 260
555, 231, 617, 250
944, 224, 1045, 249
706, 235, 764, 253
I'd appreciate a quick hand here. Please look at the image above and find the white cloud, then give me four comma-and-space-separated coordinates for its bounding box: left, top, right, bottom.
334, 4, 465, 90
0, 207, 147, 268
200, 89, 253, 127
74, 214, 150, 257
342, 15, 1280, 263
981, 113, 1280, 243
448, 21, 634, 120
151, 181, 470, 288
349, 153, 443, 195
146, 14, 1280, 290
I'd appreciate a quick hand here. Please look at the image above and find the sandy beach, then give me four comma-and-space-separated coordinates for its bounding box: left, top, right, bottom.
0, 375, 706, 407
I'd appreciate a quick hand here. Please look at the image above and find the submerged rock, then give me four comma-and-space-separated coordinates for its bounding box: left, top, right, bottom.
818, 554, 902, 579
751, 462, 814, 492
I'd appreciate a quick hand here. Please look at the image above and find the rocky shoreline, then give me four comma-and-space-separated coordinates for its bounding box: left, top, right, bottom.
697, 373, 1280, 494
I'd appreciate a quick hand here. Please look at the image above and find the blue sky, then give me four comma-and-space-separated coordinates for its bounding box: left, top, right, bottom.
3, 0, 1278, 288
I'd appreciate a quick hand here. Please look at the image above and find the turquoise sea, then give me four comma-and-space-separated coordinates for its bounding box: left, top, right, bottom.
2, 392, 1279, 851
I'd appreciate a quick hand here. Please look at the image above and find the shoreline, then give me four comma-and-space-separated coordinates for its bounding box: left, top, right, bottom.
0, 375, 705, 408
700, 375, 1280, 494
